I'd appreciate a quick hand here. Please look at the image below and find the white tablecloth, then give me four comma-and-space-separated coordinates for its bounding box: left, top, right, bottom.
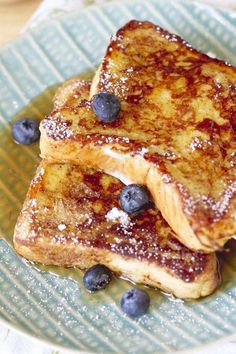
1, 0, 236, 353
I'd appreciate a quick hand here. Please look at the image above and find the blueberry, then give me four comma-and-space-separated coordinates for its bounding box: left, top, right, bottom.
120, 184, 151, 215
121, 288, 150, 318
12, 118, 40, 145
83, 264, 112, 291
92, 92, 121, 122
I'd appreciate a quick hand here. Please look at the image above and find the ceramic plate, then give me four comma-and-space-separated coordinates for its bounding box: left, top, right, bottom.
0, 0, 235, 353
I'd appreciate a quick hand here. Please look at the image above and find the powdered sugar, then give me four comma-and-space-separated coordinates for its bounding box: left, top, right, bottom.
58, 224, 66, 231
105, 207, 130, 228
162, 174, 172, 183
139, 147, 148, 156
31, 167, 45, 186
29, 199, 37, 208
189, 137, 203, 151
43, 116, 73, 140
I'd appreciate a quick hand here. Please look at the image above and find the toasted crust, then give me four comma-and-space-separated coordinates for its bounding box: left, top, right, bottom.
14, 243, 217, 300
53, 79, 91, 110
40, 21, 236, 252
13, 161, 218, 299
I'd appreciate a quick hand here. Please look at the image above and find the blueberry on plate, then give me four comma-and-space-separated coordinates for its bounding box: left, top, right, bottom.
121, 288, 150, 318
83, 264, 112, 291
92, 92, 121, 123
120, 184, 151, 215
12, 118, 40, 145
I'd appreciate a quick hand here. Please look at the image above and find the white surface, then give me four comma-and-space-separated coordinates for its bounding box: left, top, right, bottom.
2, 0, 236, 353
0, 323, 236, 354
0, 325, 53, 354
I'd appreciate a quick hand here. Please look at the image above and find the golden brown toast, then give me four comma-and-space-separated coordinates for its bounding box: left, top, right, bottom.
53, 79, 91, 110
13, 161, 218, 299
40, 21, 236, 252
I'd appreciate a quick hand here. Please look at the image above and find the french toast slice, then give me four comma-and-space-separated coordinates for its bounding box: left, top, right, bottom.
40, 21, 236, 252
13, 160, 218, 299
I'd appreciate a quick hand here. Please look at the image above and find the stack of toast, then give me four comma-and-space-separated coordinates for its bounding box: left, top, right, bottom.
14, 20, 236, 300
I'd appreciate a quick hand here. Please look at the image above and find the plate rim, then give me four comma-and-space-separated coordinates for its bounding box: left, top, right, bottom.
0, 0, 235, 352
0, 307, 235, 354
1, 0, 236, 56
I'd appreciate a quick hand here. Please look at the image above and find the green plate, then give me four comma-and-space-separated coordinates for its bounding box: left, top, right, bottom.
0, 0, 235, 353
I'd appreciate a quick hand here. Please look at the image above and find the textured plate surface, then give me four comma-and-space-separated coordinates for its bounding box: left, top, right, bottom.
0, 0, 236, 353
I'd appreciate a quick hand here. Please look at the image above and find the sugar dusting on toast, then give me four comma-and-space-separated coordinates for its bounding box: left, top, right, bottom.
105, 207, 131, 228
14, 162, 213, 284
43, 115, 73, 140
